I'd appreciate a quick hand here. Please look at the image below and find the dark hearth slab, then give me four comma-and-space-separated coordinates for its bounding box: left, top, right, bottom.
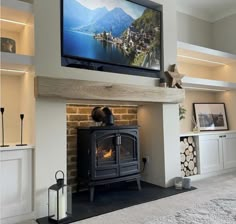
37, 181, 196, 224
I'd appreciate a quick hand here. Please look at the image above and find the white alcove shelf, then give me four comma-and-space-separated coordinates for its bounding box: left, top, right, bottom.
177, 41, 236, 91
0, 0, 34, 64
1, 52, 34, 73
182, 76, 236, 91
177, 41, 236, 67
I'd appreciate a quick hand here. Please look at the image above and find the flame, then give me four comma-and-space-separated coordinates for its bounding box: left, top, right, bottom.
104, 149, 112, 158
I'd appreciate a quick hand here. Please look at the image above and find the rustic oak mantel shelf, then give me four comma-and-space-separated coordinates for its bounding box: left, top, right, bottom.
35, 77, 185, 103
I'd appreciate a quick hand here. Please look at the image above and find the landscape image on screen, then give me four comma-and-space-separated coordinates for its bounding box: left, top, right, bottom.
63, 0, 161, 70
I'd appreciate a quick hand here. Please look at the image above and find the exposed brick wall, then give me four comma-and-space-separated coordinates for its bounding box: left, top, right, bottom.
67, 104, 138, 192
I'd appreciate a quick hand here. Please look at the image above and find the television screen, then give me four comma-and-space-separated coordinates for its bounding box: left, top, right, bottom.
61, 0, 162, 72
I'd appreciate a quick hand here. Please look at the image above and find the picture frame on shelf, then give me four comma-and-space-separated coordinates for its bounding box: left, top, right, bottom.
193, 103, 228, 131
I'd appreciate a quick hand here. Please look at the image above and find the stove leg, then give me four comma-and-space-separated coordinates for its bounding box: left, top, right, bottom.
136, 178, 141, 191
90, 186, 95, 202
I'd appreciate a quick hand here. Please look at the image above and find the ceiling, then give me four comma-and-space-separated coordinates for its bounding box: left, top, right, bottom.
176, 0, 236, 22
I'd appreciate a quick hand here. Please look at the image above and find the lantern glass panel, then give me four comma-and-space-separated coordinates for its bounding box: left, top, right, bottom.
48, 189, 57, 219
48, 185, 72, 221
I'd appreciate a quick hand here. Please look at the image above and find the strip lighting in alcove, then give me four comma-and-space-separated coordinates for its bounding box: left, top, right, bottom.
0, 68, 26, 74
184, 86, 226, 92
0, 18, 26, 26
178, 54, 226, 66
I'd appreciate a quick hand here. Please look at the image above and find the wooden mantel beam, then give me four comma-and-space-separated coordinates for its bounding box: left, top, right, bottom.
35, 76, 185, 103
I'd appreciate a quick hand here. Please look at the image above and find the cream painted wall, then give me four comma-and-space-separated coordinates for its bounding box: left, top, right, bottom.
213, 62, 236, 83
176, 12, 213, 48
20, 73, 35, 144
35, 98, 66, 218
180, 90, 218, 134
177, 12, 236, 55
0, 75, 21, 143
0, 73, 34, 145
162, 103, 181, 186
138, 103, 180, 187
19, 15, 34, 55
138, 104, 165, 187
213, 14, 236, 55
177, 61, 213, 79
34, 0, 179, 217
217, 91, 236, 130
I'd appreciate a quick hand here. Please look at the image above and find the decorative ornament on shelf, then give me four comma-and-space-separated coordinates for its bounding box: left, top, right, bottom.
0, 37, 16, 53
165, 64, 184, 88
16, 114, 27, 146
179, 105, 186, 120
0, 107, 9, 147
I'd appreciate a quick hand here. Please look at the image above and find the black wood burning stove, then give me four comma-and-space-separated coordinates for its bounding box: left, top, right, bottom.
77, 125, 141, 201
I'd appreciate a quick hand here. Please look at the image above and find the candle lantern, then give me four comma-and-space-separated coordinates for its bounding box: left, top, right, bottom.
48, 170, 72, 223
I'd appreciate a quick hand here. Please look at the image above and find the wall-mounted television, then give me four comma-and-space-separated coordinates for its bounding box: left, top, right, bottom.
61, 0, 163, 78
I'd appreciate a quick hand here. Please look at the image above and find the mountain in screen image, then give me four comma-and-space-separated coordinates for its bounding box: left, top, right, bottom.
64, 0, 134, 37
63, 0, 108, 28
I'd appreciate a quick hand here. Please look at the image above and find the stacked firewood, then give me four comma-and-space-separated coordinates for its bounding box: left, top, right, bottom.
180, 136, 198, 177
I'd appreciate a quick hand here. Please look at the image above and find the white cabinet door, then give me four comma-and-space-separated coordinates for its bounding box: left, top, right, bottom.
198, 135, 223, 174
0, 149, 32, 219
222, 133, 236, 169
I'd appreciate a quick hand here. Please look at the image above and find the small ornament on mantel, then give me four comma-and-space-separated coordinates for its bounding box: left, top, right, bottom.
165, 64, 184, 88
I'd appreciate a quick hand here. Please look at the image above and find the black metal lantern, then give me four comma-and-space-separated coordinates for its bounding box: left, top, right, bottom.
48, 170, 72, 223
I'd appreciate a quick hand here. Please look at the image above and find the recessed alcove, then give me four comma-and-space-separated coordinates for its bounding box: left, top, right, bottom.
34, 76, 183, 192
66, 104, 139, 192
27, 101, 181, 223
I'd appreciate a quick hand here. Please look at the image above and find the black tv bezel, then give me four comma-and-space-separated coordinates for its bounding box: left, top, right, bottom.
60, 0, 164, 78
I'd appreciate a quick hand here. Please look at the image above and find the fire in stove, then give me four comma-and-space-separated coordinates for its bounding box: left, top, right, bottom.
96, 147, 114, 160
104, 149, 112, 158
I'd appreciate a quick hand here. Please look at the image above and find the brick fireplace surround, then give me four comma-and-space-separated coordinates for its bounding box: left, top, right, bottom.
67, 104, 138, 192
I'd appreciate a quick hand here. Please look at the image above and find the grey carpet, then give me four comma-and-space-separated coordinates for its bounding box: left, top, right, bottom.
147, 195, 236, 224
76, 172, 236, 224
